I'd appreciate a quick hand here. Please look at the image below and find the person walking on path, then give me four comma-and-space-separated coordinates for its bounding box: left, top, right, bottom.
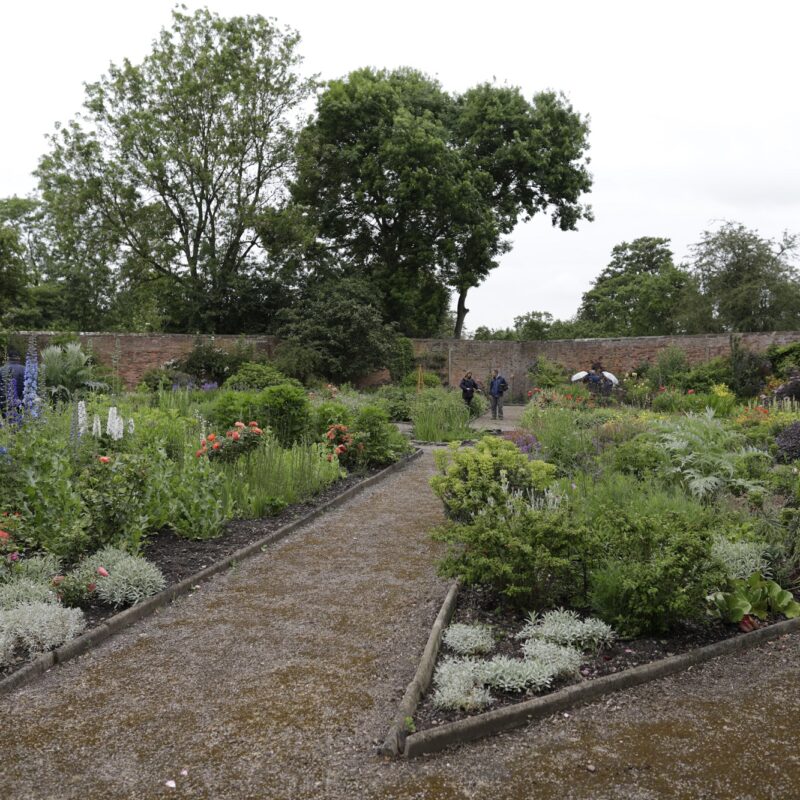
459, 371, 480, 409
488, 368, 509, 420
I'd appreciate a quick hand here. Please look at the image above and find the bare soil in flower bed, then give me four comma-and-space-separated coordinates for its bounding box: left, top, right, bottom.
413, 584, 768, 732
0, 468, 380, 679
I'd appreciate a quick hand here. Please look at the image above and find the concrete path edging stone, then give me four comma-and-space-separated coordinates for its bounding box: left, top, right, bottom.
0, 449, 423, 697
395, 585, 800, 758
378, 581, 459, 757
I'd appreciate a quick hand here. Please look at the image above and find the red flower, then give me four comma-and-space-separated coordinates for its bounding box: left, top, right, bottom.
248, 421, 258, 427
658, 386, 666, 393
86, 582, 96, 593
527, 390, 533, 398
207, 433, 216, 442
0, 530, 9, 540
687, 389, 695, 394
212, 442, 220, 450
232, 431, 240, 441
252, 428, 262, 435
98, 456, 110, 464
195, 449, 204, 458
97, 566, 109, 578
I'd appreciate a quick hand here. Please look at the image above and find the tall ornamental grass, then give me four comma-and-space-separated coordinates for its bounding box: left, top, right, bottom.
411, 389, 473, 442
218, 440, 341, 518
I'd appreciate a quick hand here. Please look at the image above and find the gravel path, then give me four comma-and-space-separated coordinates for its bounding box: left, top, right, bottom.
2, 420, 799, 798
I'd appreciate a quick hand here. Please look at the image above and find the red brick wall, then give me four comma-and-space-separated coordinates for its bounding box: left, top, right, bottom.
12, 332, 277, 389
11, 330, 800, 394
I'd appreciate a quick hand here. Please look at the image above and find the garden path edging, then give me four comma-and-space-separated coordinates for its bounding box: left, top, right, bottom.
378, 580, 459, 757
390, 585, 800, 758
0, 449, 423, 697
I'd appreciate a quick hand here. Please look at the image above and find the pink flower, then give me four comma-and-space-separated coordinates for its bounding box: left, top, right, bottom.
86, 582, 96, 593
252, 428, 262, 435
232, 431, 240, 441
0, 530, 9, 541
8, 552, 20, 562
97, 566, 109, 577
248, 421, 258, 427
234, 421, 246, 429
195, 449, 204, 458
98, 456, 110, 464
687, 389, 695, 394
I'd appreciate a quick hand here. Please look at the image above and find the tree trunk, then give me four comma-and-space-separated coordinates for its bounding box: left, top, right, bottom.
453, 288, 469, 338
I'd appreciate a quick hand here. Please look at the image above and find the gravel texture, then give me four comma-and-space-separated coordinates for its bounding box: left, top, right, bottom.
2, 409, 799, 798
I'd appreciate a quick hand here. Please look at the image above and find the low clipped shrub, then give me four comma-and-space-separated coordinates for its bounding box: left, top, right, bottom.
223, 362, 297, 391
401, 370, 441, 389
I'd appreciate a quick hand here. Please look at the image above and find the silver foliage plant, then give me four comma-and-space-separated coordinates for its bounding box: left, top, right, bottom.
431, 657, 494, 712
518, 609, 616, 653
72, 546, 166, 609
442, 623, 495, 656
8, 554, 62, 584
0, 602, 86, 665
520, 639, 583, 677
478, 655, 555, 693
0, 578, 57, 610
711, 535, 771, 581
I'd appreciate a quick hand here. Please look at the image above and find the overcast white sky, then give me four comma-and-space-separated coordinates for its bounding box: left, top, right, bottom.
3, 1, 799, 331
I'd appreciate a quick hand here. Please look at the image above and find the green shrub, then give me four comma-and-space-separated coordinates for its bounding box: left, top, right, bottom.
350, 405, 410, 467
387, 337, 416, 383
372, 386, 413, 422
683, 357, 733, 393
648, 345, 690, 390
434, 500, 592, 607
258, 384, 312, 446
609, 433, 669, 479
581, 476, 725, 636
312, 401, 353, 439
402, 371, 441, 389
766, 341, 800, 380
176, 339, 250, 385
224, 362, 296, 391
40, 343, 96, 400
527, 355, 568, 389
431, 437, 556, 523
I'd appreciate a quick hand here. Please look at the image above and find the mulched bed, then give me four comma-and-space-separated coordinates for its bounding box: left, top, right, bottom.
1, 468, 380, 680
414, 584, 762, 732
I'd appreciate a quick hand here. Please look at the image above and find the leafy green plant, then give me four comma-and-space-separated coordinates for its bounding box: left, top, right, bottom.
40, 343, 96, 400
402, 371, 441, 389
431, 436, 556, 523
350, 405, 410, 467
707, 572, 800, 623
442, 623, 495, 656
527, 355, 567, 389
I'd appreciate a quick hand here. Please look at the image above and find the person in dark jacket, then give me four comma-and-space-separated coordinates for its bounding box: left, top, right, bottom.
488, 368, 509, 420
459, 371, 480, 408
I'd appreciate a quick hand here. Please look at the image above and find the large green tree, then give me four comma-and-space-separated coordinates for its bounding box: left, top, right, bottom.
35, 8, 314, 333
292, 69, 592, 338
576, 237, 691, 336
687, 222, 800, 332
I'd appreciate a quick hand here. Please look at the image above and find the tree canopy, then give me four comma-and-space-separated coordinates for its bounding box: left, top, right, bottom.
687, 223, 800, 332
576, 237, 690, 336
292, 69, 593, 337
34, 8, 314, 333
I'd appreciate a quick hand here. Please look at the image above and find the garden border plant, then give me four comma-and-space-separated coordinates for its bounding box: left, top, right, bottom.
380, 582, 800, 758
0, 449, 423, 696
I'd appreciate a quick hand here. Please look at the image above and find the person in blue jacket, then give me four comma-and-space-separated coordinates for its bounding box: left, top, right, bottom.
488, 368, 509, 420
